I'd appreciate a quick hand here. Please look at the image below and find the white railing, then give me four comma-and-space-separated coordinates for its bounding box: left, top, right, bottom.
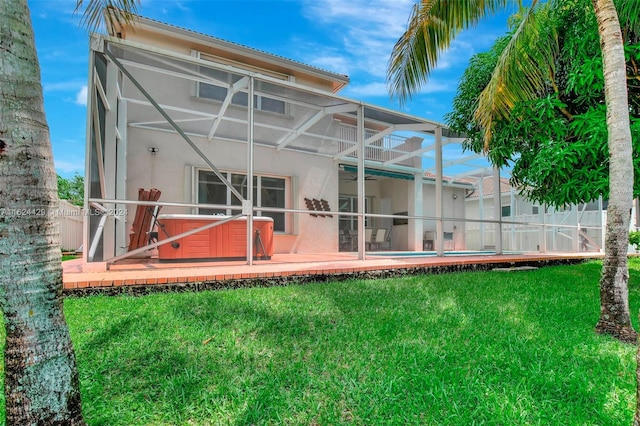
464, 210, 603, 253
337, 125, 417, 167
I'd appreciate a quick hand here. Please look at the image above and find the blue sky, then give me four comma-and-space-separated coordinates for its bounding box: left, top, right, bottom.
29, 0, 520, 178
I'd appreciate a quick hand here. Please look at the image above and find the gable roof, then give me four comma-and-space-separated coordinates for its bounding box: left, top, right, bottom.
107, 12, 350, 93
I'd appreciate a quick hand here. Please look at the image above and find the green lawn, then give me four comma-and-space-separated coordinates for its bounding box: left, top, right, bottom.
3, 260, 640, 425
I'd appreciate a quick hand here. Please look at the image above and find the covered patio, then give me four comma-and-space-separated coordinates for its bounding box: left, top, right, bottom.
80, 14, 598, 280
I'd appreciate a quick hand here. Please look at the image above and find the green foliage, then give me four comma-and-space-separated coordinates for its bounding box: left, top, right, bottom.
75, 0, 140, 34
475, 2, 559, 147
387, 0, 514, 105
508, 101, 614, 204
630, 231, 640, 249
57, 174, 84, 206
446, 35, 511, 152
446, 0, 640, 207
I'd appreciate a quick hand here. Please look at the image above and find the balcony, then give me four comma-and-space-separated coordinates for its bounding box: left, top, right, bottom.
336, 125, 422, 168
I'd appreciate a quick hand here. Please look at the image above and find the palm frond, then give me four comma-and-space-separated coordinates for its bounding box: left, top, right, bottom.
615, 0, 640, 35
388, 0, 517, 105
75, 0, 139, 34
475, 1, 559, 149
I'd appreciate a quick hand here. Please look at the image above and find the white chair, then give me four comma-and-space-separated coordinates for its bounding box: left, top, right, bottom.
372, 228, 387, 251
365, 228, 374, 250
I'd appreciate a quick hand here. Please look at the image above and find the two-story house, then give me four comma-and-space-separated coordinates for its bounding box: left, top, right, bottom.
83, 11, 472, 270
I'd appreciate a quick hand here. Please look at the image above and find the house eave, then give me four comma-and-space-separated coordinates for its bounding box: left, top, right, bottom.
110, 14, 350, 93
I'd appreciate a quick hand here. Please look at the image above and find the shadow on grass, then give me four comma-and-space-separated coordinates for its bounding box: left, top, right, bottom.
65, 261, 637, 425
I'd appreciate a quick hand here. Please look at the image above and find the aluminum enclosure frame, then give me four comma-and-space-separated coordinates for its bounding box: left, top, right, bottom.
84, 34, 556, 271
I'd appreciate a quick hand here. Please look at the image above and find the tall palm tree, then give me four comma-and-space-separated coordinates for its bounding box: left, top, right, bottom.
0, 1, 137, 423
591, 0, 636, 344
388, 0, 636, 343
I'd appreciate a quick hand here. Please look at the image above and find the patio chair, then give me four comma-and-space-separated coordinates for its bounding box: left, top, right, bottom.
378, 228, 391, 250
365, 228, 374, 250
371, 228, 388, 251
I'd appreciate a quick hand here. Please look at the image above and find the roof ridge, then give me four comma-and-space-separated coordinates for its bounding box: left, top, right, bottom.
120, 12, 350, 82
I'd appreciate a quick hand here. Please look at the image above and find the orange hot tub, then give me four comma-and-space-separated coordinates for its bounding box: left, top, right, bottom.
156, 214, 274, 262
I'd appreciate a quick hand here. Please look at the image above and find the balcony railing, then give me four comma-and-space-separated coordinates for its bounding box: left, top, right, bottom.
337, 125, 418, 167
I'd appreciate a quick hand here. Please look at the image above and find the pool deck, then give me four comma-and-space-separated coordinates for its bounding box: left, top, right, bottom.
62, 251, 604, 295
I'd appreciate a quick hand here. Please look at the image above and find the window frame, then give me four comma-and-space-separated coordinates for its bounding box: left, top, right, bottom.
195, 168, 290, 233
339, 194, 372, 231
192, 51, 289, 116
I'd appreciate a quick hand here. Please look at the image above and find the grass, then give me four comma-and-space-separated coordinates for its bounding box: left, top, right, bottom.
3, 260, 640, 424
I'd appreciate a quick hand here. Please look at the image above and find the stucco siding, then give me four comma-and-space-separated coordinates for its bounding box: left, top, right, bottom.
125, 127, 339, 254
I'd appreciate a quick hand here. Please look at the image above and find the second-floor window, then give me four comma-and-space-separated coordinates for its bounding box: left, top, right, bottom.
195, 52, 287, 115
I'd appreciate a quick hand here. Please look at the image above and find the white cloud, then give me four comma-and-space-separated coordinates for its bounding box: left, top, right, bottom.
303, 0, 414, 35
43, 80, 86, 92
432, 40, 475, 71
343, 82, 388, 97
293, 39, 353, 75
75, 86, 88, 106
345, 77, 457, 100
54, 158, 84, 174
300, 0, 415, 79
296, 0, 503, 111
295, 0, 483, 114
175, 2, 191, 12
420, 79, 458, 94
42, 82, 88, 106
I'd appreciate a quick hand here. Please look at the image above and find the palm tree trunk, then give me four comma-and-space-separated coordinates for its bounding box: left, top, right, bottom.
591, 0, 636, 345
0, 0, 86, 424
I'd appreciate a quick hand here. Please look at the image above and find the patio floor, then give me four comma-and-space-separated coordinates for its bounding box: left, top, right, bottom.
62, 251, 603, 295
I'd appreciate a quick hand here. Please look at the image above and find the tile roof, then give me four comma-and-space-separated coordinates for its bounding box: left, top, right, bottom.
465, 176, 513, 199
